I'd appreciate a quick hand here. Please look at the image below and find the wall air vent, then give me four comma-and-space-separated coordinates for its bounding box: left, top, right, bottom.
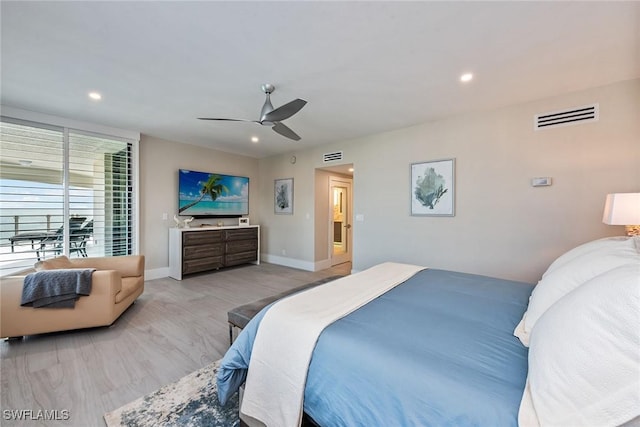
535, 103, 598, 130
323, 151, 343, 162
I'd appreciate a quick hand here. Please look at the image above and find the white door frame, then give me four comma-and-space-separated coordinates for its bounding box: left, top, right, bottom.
329, 176, 353, 266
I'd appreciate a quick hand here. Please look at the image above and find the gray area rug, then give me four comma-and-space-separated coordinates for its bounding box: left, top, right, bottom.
103, 360, 239, 427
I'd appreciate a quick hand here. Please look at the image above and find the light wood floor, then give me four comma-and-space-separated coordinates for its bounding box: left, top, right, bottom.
0, 262, 351, 427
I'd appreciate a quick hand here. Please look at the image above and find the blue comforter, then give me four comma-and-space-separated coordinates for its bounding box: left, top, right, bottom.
218, 269, 533, 426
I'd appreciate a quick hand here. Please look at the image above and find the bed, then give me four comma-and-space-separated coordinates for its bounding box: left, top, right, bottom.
218, 236, 640, 427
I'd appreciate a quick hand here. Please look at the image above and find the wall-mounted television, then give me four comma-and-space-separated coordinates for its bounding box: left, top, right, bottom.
178, 169, 249, 218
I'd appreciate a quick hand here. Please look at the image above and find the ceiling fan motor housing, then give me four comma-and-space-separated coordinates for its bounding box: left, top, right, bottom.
261, 83, 275, 94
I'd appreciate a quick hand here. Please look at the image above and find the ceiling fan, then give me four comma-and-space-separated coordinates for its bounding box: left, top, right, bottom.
198, 84, 307, 141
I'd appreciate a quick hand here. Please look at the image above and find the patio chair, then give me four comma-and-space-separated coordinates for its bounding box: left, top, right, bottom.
69, 219, 93, 257
36, 217, 88, 260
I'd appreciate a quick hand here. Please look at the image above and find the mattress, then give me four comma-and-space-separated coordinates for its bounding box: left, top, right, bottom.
218, 268, 534, 426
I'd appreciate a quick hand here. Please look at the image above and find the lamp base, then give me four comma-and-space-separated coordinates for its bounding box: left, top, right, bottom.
625, 225, 640, 236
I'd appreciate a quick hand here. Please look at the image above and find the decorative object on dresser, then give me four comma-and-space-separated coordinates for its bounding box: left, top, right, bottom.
173, 214, 194, 229
238, 217, 250, 226
169, 225, 260, 280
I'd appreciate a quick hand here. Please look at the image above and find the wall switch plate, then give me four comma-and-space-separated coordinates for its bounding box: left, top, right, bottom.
531, 177, 552, 187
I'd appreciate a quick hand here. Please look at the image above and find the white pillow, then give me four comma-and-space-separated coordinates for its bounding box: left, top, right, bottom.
521, 263, 640, 426
514, 236, 639, 346
543, 236, 633, 277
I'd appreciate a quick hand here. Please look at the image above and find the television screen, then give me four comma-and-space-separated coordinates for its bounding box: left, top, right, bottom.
178, 169, 249, 217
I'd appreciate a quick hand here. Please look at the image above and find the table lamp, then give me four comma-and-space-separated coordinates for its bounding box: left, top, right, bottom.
602, 193, 640, 236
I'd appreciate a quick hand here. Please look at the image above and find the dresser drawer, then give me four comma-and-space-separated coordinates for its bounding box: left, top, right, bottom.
183, 243, 224, 260
226, 239, 258, 254
182, 230, 224, 246
225, 228, 258, 241
182, 256, 224, 275
225, 251, 258, 266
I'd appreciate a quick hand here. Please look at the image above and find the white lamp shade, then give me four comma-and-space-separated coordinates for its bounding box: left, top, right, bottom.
602, 193, 640, 225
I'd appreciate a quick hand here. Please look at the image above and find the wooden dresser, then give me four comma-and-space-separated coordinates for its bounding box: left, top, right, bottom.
169, 225, 260, 280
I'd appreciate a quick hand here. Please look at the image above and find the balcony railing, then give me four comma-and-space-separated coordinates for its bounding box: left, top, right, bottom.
0, 214, 99, 276
1, 214, 63, 249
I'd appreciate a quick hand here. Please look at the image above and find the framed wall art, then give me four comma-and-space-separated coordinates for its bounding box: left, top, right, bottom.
274, 178, 294, 215
411, 158, 455, 216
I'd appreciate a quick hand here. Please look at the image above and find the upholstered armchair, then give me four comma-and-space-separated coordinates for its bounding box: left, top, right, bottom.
0, 255, 144, 339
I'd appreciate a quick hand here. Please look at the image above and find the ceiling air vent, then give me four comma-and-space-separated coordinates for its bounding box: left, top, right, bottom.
323, 151, 343, 162
535, 103, 599, 130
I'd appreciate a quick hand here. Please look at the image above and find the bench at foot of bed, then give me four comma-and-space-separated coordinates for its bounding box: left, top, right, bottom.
227, 275, 344, 345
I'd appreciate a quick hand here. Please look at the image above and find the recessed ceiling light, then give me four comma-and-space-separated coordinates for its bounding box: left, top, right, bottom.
348, 168, 354, 173
460, 73, 473, 83
88, 92, 102, 100
251, 136, 259, 143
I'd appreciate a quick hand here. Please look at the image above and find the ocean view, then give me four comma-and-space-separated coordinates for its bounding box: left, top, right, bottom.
179, 200, 248, 216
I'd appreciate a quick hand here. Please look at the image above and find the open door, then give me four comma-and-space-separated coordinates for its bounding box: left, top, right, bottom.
330, 177, 352, 266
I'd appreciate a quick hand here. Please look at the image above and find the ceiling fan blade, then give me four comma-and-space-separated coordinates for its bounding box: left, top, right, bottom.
197, 118, 254, 122
262, 99, 307, 123
272, 122, 301, 141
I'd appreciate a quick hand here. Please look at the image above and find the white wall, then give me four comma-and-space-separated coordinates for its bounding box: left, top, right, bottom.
257, 79, 640, 282
139, 135, 259, 276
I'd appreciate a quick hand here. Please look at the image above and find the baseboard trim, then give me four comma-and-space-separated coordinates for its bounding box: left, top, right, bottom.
146, 259, 345, 279
261, 254, 314, 271
260, 254, 317, 271
260, 254, 340, 272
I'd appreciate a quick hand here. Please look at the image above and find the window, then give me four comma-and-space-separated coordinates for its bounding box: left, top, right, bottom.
0, 115, 139, 276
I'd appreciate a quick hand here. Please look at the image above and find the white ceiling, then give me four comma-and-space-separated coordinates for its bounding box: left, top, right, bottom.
1, 1, 638, 158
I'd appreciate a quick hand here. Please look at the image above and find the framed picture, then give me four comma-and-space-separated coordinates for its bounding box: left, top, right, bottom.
411, 158, 455, 216
274, 178, 294, 215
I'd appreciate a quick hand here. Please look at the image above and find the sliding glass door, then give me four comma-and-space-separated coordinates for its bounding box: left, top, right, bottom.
0, 118, 137, 275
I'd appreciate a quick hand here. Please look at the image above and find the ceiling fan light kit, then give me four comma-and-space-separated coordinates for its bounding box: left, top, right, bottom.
198, 84, 307, 141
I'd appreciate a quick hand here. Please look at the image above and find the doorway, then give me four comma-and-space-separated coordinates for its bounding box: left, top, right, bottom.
330, 176, 352, 266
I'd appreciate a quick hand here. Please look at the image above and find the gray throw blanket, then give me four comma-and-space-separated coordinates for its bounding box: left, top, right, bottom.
21, 268, 95, 308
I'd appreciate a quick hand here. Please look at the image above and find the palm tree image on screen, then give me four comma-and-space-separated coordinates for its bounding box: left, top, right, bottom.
179, 174, 229, 213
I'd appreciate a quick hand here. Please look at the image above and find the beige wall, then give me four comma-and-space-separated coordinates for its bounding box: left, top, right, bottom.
257, 153, 317, 269
139, 135, 259, 272
257, 79, 640, 282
